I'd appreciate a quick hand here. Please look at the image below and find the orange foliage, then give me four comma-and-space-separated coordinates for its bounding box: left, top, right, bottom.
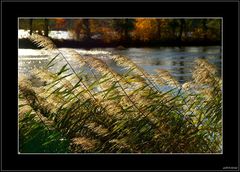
89, 20, 100, 33
55, 18, 67, 29
132, 18, 158, 41
100, 27, 121, 43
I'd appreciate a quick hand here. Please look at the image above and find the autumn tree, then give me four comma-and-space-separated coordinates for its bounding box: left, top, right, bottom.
71, 19, 82, 40
132, 18, 158, 42
70, 19, 92, 40
18, 18, 221, 44
112, 19, 135, 42
53, 18, 67, 30
155, 19, 169, 40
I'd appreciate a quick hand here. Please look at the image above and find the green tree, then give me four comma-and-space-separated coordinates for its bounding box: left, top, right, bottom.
207, 19, 221, 41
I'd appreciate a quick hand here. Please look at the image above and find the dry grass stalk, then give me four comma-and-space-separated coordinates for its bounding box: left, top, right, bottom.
29, 34, 56, 50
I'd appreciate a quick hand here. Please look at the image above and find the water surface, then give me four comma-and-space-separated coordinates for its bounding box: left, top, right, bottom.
18, 46, 222, 83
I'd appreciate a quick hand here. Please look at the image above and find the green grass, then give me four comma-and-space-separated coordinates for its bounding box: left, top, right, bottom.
18, 34, 222, 153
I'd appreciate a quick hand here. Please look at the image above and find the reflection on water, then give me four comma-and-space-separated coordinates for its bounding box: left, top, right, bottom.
18, 46, 221, 83
107, 46, 221, 83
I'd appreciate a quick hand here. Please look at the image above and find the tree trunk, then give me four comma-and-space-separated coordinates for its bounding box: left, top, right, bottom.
201, 20, 208, 39
83, 19, 91, 40
44, 19, 49, 37
74, 20, 82, 40
178, 19, 186, 42
29, 19, 33, 35
156, 19, 162, 40
123, 19, 130, 42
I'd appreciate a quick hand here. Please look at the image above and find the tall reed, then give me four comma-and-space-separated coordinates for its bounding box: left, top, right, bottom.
18, 34, 222, 153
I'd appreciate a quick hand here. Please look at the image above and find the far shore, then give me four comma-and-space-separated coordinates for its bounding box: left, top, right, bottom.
19, 38, 221, 49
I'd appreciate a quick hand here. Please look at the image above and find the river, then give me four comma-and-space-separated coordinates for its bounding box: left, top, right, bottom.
18, 46, 221, 84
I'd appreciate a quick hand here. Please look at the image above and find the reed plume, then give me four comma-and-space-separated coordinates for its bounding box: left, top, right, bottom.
18, 34, 222, 153
29, 34, 56, 50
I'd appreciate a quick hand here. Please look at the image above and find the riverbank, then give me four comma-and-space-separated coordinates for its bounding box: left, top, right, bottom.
19, 38, 221, 49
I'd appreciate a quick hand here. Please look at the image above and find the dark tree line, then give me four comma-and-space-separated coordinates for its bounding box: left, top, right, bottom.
19, 18, 221, 44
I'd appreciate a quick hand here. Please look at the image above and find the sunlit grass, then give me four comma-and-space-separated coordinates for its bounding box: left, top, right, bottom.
18, 34, 222, 153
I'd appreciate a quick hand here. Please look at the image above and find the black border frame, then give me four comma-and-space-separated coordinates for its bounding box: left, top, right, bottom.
1, 1, 239, 171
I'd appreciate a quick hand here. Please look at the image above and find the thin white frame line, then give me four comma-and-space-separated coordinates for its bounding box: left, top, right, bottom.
220, 18, 223, 155
3, 0, 238, 2
17, 17, 223, 155
1, 170, 239, 172
17, 18, 20, 154
0, 0, 3, 171
238, 2, 240, 170
19, 17, 222, 19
